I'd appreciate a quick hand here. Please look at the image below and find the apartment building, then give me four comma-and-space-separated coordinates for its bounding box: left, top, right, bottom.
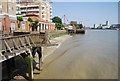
16, 0, 55, 31
0, 0, 55, 33
0, 0, 16, 16
16, 0, 53, 22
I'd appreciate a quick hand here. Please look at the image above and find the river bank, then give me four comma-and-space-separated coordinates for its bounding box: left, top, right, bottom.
42, 34, 71, 61
11, 31, 71, 80
34, 30, 118, 79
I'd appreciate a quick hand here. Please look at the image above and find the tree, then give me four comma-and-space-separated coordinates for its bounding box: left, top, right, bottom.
52, 16, 62, 24
34, 20, 39, 24
73, 24, 83, 29
17, 16, 23, 21
17, 16, 23, 28
55, 23, 65, 30
28, 17, 33, 22
70, 21, 77, 26
28, 17, 33, 29
33, 20, 39, 31
78, 24, 83, 29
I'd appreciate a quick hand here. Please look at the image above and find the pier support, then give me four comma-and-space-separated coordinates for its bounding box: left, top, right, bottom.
32, 47, 42, 71
25, 50, 34, 81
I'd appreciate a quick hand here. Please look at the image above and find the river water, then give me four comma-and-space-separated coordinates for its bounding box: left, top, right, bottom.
35, 30, 118, 79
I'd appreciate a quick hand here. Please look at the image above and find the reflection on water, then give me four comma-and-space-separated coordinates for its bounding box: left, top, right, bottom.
36, 30, 118, 79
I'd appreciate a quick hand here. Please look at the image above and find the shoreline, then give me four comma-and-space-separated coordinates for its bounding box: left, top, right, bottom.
42, 35, 71, 61
11, 34, 71, 80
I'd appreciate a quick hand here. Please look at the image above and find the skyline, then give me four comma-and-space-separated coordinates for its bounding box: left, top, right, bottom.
52, 2, 118, 27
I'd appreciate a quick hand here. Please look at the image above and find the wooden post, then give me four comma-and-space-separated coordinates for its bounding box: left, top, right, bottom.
37, 47, 42, 71
25, 53, 33, 81
39, 57, 42, 71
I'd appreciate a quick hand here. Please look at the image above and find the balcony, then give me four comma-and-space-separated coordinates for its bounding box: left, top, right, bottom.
42, 13, 46, 15
19, 5, 39, 8
50, 13, 52, 15
42, 5, 45, 8
27, 9, 39, 11
21, 9, 39, 12
21, 10, 27, 12
16, 4, 20, 7
42, 9, 46, 12
34, 13, 40, 15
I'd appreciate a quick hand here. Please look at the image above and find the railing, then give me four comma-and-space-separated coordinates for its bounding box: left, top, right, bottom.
21, 9, 39, 12
18, 5, 39, 8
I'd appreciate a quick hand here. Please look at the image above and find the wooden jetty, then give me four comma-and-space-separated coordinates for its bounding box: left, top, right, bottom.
0, 31, 58, 80
67, 29, 85, 34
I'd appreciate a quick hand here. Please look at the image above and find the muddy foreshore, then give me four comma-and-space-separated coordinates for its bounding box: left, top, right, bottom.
42, 35, 71, 61
11, 34, 71, 80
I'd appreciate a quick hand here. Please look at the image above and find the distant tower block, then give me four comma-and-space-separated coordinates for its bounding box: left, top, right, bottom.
106, 21, 110, 28
99, 24, 102, 28
106, 21, 109, 26
94, 24, 98, 28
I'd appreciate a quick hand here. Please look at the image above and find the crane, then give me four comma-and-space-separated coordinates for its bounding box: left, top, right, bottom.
79, 20, 89, 24
62, 15, 69, 25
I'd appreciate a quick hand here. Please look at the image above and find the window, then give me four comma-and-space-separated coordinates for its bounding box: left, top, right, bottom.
42, 15, 45, 18
0, 22, 2, 30
12, 7, 14, 11
0, 10, 2, 14
42, 7, 44, 10
10, 22, 15, 33
8, 6, 11, 10
0, 4, 2, 8
22, 23, 25, 30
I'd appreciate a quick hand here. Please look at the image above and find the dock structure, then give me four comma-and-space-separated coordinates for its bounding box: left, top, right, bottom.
67, 29, 85, 34
0, 31, 57, 80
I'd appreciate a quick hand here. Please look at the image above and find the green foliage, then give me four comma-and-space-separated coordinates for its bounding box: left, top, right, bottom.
55, 23, 61, 28
29, 24, 33, 27
28, 17, 33, 22
52, 16, 62, 24
18, 24, 21, 28
50, 31, 67, 39
78, 24, 83, 29
70, 21, 77, 25
34, 20, 39, 24
61, 24, 65, 27
17, 16, 23, 21
74, 24, 83, 29
55, 23, 65, 30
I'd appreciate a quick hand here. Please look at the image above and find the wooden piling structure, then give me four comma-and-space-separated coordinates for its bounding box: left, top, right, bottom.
0, 32, 57, 80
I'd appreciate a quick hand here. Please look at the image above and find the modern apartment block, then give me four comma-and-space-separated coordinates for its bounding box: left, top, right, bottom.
0, 0, 55, 33
0, 0, 16, 16
16, 0, 53, 22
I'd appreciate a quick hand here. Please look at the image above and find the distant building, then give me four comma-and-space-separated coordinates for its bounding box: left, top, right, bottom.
111, 24, 120, 28
98, 24, 102, 29
101, 21, 110, 29
106, 21, 110, 28
94, 24, 98, 28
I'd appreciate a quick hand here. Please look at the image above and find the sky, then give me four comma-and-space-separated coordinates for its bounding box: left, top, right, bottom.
52, 2, 118, 27
52, 0, 119, 2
